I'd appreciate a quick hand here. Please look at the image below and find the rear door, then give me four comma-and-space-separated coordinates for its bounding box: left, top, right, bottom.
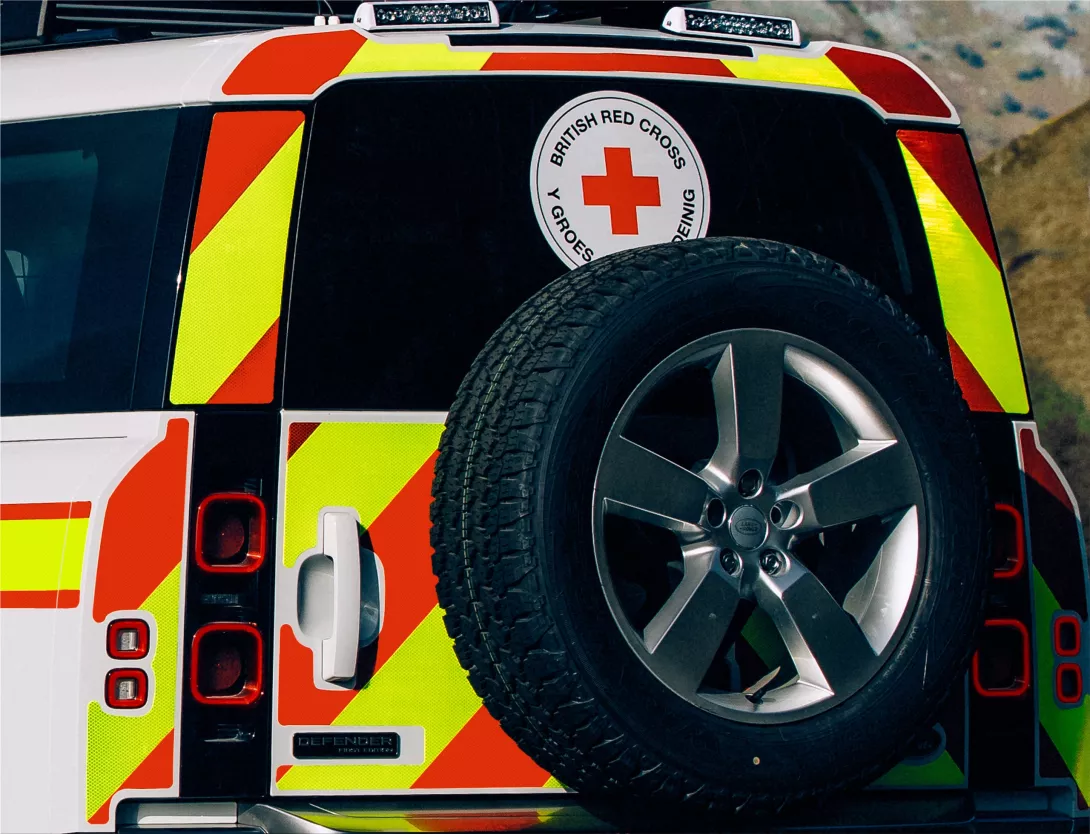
268, 77, 562, 798
0, 109, 196, 832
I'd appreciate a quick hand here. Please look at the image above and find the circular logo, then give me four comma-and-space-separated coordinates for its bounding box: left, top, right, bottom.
531, 91, 710, 269
728, 505, 768, 551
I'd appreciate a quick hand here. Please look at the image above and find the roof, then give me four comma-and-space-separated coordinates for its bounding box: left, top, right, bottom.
0, 22, 957, 125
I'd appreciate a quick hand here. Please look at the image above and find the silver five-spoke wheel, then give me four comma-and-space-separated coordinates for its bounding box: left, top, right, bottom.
593, 329, 925, 723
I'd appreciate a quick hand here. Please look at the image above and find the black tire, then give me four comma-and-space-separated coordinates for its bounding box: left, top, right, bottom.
431, 238, 988, 812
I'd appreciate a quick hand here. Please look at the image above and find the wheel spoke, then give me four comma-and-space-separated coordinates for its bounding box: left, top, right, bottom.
754, 562, 876, 695
777, 439, 920, 536
705, 333, 786, 489
596, 436, 710, 532
643, 547, 741, 695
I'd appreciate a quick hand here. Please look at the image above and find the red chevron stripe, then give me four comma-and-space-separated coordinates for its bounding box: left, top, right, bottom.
207, 318, 279, 405
412, 705, 550, 790
93, 419, 189, 622
222, 29, 365, 96
191, 112, 304, 253
898, 129, 1001, 271
947, 333, 1003, 413
0, 501, 91, 520
827, 47, 952, 119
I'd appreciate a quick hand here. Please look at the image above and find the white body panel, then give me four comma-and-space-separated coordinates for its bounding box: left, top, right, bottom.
0, 412, 193, 833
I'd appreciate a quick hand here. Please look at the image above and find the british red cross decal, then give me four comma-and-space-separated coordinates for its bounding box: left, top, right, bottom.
582, 147, 661, 235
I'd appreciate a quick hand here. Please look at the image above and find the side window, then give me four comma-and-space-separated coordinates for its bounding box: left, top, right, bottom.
1, 109, 177, 416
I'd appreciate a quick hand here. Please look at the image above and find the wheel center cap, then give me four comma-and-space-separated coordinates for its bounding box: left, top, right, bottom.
728, 505, 768, 551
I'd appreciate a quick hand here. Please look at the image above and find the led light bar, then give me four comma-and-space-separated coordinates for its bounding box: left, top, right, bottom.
355, 1, 499, 31
661, 7, 801, 48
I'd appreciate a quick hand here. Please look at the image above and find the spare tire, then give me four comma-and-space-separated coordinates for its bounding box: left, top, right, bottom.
431, 238, 988, 811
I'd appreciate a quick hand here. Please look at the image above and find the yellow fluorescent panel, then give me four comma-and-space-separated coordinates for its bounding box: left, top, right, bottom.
899, 142, 1028, 414
282, 422, 443, 568
341, 40, 491, 75
722, 54, 857, 92
169, 124, 304, 404
0, 517, 87, 590
277, 606, 482, 791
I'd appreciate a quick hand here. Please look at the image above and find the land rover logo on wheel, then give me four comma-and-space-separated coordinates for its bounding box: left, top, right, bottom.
531, 91, 710, 269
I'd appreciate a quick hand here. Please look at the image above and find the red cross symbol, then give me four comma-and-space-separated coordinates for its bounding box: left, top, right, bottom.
581, 147, 661, 235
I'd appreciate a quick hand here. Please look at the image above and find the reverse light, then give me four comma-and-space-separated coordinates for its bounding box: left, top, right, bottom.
354, 1, 499, 31
1054, 614, 1081, 657
191, 622, 263, 706
107, 619, 150, 660
106, 669, 148, 709
195, 493, 266, 573
1057, 663, 1083, 705
661, 7, 801, 47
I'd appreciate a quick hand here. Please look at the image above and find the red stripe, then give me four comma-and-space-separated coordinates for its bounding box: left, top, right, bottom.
93, 419, 189, 622
826, 46, 952, 119
947, 333, 1003, 413
898, 129, 1001, 271
412, 706, 551, 790
222, 29, 365, 96
1020, 428, 1074, 512
207, 318, 280, 405
0, 501, 90, 520
191, 112, 304, 253
277, 624, 357, 727
287, 422, 320, 459
0, 590, 79, 609
482, 50, 734, 77
89, 730, 174, 825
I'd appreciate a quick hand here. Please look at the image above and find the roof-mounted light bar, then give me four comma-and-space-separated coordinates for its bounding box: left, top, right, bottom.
354, 1, 500, 32
661, 7, 801, 48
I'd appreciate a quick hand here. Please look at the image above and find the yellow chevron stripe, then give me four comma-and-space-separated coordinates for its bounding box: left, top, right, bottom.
169, 123, 303, 404
722, 54, 857, 92
86, 565, 180, 820
0, 517, 87, 591
899, 142, 1028, 413
277, 606, 482, 791
340, 40, 491, 75
282, 421, 444, 568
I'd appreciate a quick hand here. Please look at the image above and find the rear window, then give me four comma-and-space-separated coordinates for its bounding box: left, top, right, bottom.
1, 109, 176, 416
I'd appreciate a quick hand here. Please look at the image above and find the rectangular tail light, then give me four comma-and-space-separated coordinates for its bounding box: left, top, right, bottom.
195, 493, 266, 573
992, 503, 1025, 579
107, 619, 150, 660
972, 618, 1030, 698
106, 669, 148, 709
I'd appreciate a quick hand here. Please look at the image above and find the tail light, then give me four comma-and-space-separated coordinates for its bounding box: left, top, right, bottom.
106, 669, 148, 709
1054, 615, 1081, 657
1057, 663, 1083, 705
191, 622, 263, 705
992, 503, 1025, 579
107, 619, 150, 659
195, 493, 266, 573
972, 618, 1030, 698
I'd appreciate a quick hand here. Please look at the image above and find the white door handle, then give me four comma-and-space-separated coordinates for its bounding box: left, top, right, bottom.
321, 511, 362, 682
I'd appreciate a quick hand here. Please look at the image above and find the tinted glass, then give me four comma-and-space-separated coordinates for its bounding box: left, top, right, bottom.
1, 109, 176, 415
286, 77, 917, 411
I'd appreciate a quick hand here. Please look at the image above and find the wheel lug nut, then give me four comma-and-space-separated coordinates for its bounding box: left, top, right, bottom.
705, 497, 726, 528
759, 549, 785, 576
738, 469, 763, 499
720, 549, 741, 576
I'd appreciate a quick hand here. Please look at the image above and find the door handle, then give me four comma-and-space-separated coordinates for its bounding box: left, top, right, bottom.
321, 511, 362, 682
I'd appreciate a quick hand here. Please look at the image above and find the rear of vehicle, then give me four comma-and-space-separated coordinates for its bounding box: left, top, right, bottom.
1, 3, 1086, 831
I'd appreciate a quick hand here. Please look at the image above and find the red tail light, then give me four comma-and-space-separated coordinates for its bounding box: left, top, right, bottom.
195, 493, 266, 573
972, 618, 1030, 698
191, 622, 263, 705
1057, 663, 1083, 705
106, 668, 148, 709
992, 503, 1025, 579
1054, 615, 1081, 657
107, 619, 150, 660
